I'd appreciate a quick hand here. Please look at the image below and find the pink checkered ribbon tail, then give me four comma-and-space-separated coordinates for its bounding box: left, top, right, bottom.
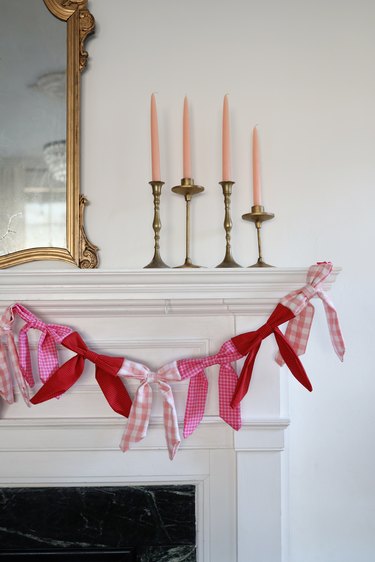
119, 360, 181, 460
178, 339, 243, 438
0, 306, 31, 405
276, 262, 345, 365
0, 342, 13, 404
12, 304, 73, 385
183, 372, 208, 438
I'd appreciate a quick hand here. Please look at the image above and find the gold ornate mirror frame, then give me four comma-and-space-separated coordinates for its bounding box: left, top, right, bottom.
0, 0, 98, 269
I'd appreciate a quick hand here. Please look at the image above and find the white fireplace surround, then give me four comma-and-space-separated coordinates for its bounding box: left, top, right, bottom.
0, 268, 339, 562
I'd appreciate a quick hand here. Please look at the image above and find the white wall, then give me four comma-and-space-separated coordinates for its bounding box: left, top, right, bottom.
17, 0, 375, 560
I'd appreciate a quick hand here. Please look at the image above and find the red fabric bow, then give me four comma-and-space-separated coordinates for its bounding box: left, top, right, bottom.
30, 332, 132, 417
231, 303, 313, 408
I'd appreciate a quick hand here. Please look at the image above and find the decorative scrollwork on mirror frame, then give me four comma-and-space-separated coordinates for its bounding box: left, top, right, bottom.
0, 0, 99, 269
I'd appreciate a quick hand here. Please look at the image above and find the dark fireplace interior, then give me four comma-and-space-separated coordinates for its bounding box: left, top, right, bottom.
0, 485, 196, 562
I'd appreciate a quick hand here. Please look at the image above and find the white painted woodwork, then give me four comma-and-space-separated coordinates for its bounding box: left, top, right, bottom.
0, 269, 339, 561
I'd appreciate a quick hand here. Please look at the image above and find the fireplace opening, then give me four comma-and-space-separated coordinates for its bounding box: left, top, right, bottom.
0, 550, 135, 561
0, 486, 196, 561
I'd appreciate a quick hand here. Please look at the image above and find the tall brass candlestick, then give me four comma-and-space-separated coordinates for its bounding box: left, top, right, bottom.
242, 205, 275, 267
172, 177, 204, 268
144, 180, 169, 269
216, 181, 240, 268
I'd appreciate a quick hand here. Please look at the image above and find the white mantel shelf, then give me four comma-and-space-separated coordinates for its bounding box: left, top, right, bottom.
0, 267, 340, 303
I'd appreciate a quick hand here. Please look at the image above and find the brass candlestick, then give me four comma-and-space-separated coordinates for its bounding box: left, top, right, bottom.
216, 181, 241, 268
144, 180, 169, 269
172, 177, 204, 268
242, 205, 275, 267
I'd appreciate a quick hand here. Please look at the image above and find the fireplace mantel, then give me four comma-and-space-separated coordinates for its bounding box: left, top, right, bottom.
0, 267, 339, 301
0, 267, 340, 562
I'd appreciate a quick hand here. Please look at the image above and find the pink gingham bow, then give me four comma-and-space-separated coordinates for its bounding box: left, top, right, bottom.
178, 339, 243, 438
276, 262, 345, 365
118, 359, 181, 460
0, 307, 30, 405
12, 304, 73, 387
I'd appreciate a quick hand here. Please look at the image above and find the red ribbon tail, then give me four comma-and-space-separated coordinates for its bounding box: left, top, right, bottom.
30, 355, 84, 404
95, 369, 132, 418
231, 342, 261, 408
274, 328, 313, 391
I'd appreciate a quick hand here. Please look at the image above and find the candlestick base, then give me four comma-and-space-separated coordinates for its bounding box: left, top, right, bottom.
174, 258, 201, 269
172, 178, 204, 269
216, 255, 241, 268
144, 254, 169, 269
143, 180, 170, 269
216, 180, 241, 268
248, 257, 274, 268
242, 205, 275, 268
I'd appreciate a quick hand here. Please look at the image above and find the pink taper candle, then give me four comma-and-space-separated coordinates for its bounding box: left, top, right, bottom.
150, 94, 161, 181
222, 95, 231, 181
183, 96, 192, 178
252, 126, 262, 206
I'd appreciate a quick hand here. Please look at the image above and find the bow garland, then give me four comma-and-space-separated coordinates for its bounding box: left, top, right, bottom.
0, 262, 345, 459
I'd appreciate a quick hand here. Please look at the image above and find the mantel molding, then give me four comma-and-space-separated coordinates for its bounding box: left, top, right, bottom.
0, 267, 341, 305
0, 417, 289, 454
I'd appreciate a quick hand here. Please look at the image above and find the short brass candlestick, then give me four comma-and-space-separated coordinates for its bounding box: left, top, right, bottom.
172, 177, 204, 268
144, 180, 169, 269
242, 205, 275, 267
216, 181, 241, 268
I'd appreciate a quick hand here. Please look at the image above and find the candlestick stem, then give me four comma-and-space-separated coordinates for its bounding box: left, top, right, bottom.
185, 193, 192, 266
242, 205, 275, 268
256, 220, 263, 265
216, 181, 240, 268
172, 178, 204, 268
144, 181, 169, 269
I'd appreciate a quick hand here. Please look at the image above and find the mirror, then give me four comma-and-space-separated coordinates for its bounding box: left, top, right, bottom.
0, 0, 98, 268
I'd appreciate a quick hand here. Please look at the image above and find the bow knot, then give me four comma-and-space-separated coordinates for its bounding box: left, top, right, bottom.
301, 283, 316, 300
257, 320, 275, 341
146, 371, 158, 383
118, 360, 181, 459
81, 348, 101, 365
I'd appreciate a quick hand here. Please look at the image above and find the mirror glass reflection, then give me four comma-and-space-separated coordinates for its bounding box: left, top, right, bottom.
0, 0, 66, 256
